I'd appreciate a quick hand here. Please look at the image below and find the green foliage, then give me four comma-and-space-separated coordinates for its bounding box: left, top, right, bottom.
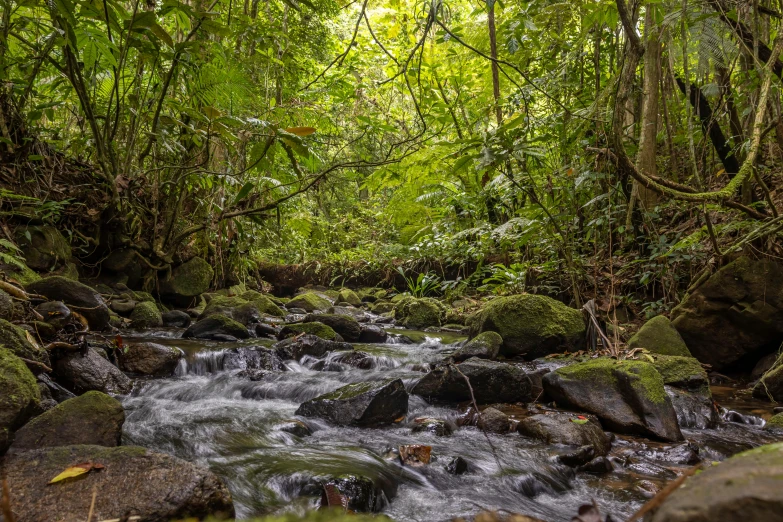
395, 267, 441, 298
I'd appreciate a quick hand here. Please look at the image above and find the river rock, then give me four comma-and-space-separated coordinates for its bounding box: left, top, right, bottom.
542, 358, 683, 441
224, 346, 286, 371
182, 314, 250, 341
305, 313, 362, 341
666, 387, 720, 429
371, 301, 395, 314
329, 305, 369, 322
54, 347, 133, 395
411, 417, 452, 436
336, 288, 362, 306
160, 256, 214, 306
110, 298, 137, 315
279, 321, 342, 341
359, 324, 388, 343
162, 309, 191, 327
0, 348, 41, 454
478, 407, 510, 433
35, 301, 72, 328
517, 412, 611, 456
15, 225, 71, 271
753, 362, 783, 401
671, 257, 783, 370
279, 419, 312, 437
295, 378, 408, 427
765, 413, 783, 431
274, 334, 352, 361
650, 443, 783, 522
287, 292, 332, 312
119, 342, 183, 376
26, 276, 111, 330
319, 474, 396, 512
1, 444, 234, 521
0, 318, 50, 366
10, 391, 124, 451
201, 295, 284, 326
628, 316, 692, 356
466, 294, 585, 358
452, 331, 502, 362
130, 301, 163, 328
649, 354, 709, 392
412, 357, 533, 404
394, 297, 446, 329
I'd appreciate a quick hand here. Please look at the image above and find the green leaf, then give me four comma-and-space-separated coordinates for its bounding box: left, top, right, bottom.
234, 182, 254, 204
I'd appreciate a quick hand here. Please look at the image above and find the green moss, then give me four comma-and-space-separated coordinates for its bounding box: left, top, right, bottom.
0, 347, 41, 450
394, 297, 445, 329
765, 413, 783, 430
161, 257, 213, 298
288, 292, 332, 312
650, 354, 709, 392
22, 391, 121, 433
239, 291, 286, 317
555, 357, 668, 404
628, 315, 691, 356
130, 301, 163, 328
132, 291, 156, 303
7, 263, 41, 285
280, 322, 339, 341
0, 318, 48, 364
234, 509, 389, 522
336, 288, 362, 306
390, 294, 407, 303
739, 442, 783, 456
15, 225, 71, 270
371, 301, 395, 314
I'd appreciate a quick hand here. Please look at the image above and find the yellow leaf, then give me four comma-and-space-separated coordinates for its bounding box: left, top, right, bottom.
49, 464, 91, 484
24, 330, 40, 350
284, 126, 316, 137
716, 168, 726, 177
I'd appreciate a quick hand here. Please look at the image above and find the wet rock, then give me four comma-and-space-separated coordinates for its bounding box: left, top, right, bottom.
130, 301, 163, 328
119, 342, 184, 376
304, 313, 362, 341
336, 288, 362, 306
1, 444, 234, 521
411, 417, 452, 436
753, 360, 783, 402
327, 350, 374, 370
329, 305, 369, 322
287, 292, 332, 312
182, 314, 250, 341
15, 225, 71, 271
10, 391, 124, 451
478, 407, 510, 434
359, 324, 387, 343
577, 456, 613, 474
0, 348, 41, 454
255, 322, 279, 338
295, 378, 408, 427
26, 276, 112, 330
542, 358, 683, 441
0, 318, 50, 366
274, 334, 352, 360
446, 456, 469, 474
35, 301, 72, 328
671, 257, 783, 370
37, 373, 75, 403
556, 445, 596, 467
319, 474, 395, 512
25, 321, 57, 342
516, 412, 611, 456
635, 442, 701, 466
633, 479, 660, 499
0, 289, 14, 319
110, 299, 136, 315
278, 321, 342, 341
765, 412, 783, 431
54, 347, 133, 395
628, 316, 692, 356
394, 296, 446, 329
650, 443, 783, 522
160, 257, 214, 306
412, 357, 533, 404
753, 353, 778, 381
224, 346, 285, 371
279, 419, 312, 437
650, 354, 709, 392
162, 310, 191, 327
201, 294, 284, 326
666, 387, 720, 429
36, 383, 57, 412
452, 331, 502, 362
466, 294, 585, 358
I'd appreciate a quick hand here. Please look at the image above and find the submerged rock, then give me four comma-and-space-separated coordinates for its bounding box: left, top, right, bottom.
130, 301, 163, 328
452, 331, 502, 362
295, 378, 408, 427
1, 445, 234, 521
26, 276, 112, 330
274, 334, 352, 360
287, 292, 332, 312
54, 347, 133, 395
466, 294, 585, 358
411, 417, 453, 436
516, 412, 611, 456
542, 358, 683, 441
160, 257, 214, 305
10, 391, 124, 451
279, 321, 342, 341
182, 314, 250, 341
224, 346, 286, 371
279, 419, 312, 437
305, 313, 362, 341
628, 315, 692, 356
412, 357, 533, 404
0, 348, 41, 454
119, 342, 183, 376
319, 474, 396, 512
650, 443, 783, 522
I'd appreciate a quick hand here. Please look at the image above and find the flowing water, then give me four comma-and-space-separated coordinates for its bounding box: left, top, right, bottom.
119, 328, 780, 521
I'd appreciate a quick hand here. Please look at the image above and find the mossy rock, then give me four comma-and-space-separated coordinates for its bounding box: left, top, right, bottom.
765, 413, 783, 431
15, 225, 71, 271
753, 361, 783, 402
394, 297, 446, 329
467, 294, 585, 358
239, 290, 286, 317
452, 331, 502, 362
287, 293, 332, 312
0, 318, 49, 366
390, 294, 407, 304
160, 257, 213, 304
304, 313, 361, 342
371, 301, 395, 314
130, 301, 163, 328
182, 314, 250, 341
279, 322, 340, 341
202, 294, 285, 325
336, 288, 362, 306
0, 347, 41, 453
4, 262, 41, 285
649, 354, 709, 392
133, 291, 156, 303
628, 316, 691, 356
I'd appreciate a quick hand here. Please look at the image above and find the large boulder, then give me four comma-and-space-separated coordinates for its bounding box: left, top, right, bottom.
15, 225, 71, 271
26, 276, 111, 330
296, 379, 408, 427
130, 301, 163, 329
160, 257, 214, 305
0, 318, 50, 366
304, 314, 362, 341
466, 294, 585, 358
10, 391, 124, 451
336, 288, 362, 306
1, 445, 234, 521
182, 314, 250, 341
201, 294, 284, 326
649, 354, 709, 392
516, 412, 611, 456
287, 292, 332, 312
0, 348, 41, 454
412, 357, 533, 404
274, 334, 352, 360
671, 257, 783, 370
279, 322, 341, 341
394, 297, 445, 329
162, 310, 191, 327
628, 316, 691, 356
650, 443, 783, 522
54, 347, 133, 395
542, 358, 682, 441
359, 324, 388, 343
119, 342, 183, 376
452, 331, 502, 362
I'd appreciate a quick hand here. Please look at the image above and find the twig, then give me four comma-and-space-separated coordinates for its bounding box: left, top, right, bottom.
43, 341, 82, 351
87, 486, 97, 522
1, 479, 15, 522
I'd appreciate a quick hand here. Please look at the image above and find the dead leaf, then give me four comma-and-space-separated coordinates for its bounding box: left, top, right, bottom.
48, 462, 103, 484
399, 445, 431, 466
71, 311, 89, 329
320, 483, 348, 510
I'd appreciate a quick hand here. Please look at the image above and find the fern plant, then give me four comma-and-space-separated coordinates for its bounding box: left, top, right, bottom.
395, 267, 441, 298
0, 239, 27, 270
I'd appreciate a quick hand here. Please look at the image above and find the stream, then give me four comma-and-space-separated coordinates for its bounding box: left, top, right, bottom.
118, 327, 780, 522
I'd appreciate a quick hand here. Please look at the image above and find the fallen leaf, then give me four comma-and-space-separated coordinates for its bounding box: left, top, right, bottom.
399, 445, 431, 466
49, 463, 93, 484
570, 418, 589, 425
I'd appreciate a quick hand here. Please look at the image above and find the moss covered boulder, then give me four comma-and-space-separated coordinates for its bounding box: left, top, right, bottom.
54, 347, 133, 395
0, 445, 234, 521
671, 257, 783, 370
0, 318, 49, 366
287, 292, 332, 312
10, 391, 125, 451
371, 301, 395, 314
240, 290, 286, 317
765, 413, 783, 431
304, 314, 361, 341
394, 297, 445, 329
201, 294, 285, 326
296, 378, 408, 427
119, 342, 184, 376
278, 322, 341, 341
628, 316, 691, 356
452, 331, 502, 362
5, 262, 41, 285
467, 294, 585, 358
650, 443, 783, 522
542, 358, 682, 441
0, 289, 14, 319
130, 301, 163, 328
336, 288, 362, 306
183, 314, 250, 341
0, 348, 41, 454
15, 225, 71, 271
649, 354, 709, 392
160, 257, 214, 305
753, 359, 783, 402
26, 276, 111, 330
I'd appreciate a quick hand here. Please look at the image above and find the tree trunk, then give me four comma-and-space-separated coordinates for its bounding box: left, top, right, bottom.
635, 5, 661, 210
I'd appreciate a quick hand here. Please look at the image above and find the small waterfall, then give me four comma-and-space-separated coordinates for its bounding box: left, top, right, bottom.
181, 350, 228, 375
